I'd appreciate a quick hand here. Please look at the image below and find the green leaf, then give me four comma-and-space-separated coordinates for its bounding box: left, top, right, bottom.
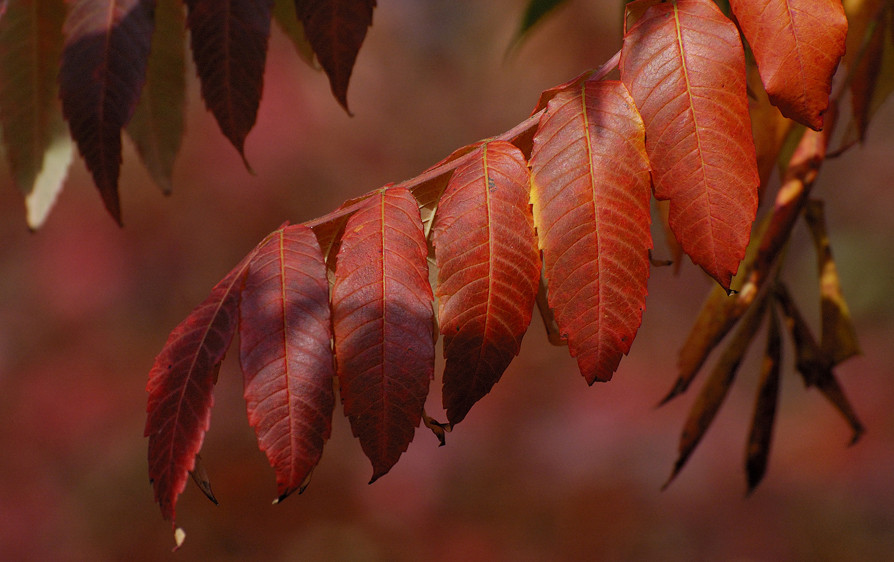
273, 0, 315, 67
510, 0, 571, 50
127, 0, 186, 194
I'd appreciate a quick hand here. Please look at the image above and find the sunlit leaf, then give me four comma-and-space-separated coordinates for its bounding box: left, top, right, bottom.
664, 291, 769, 489
730, 0, 847, 130
530, 79, 652, 383
24, 131, 74, 229
745, 303, 781, 494
59, 0, 155, 224
185, 0, 274, 162
240, 225, 335, 501
127, 0, 186, 194
295, 0, 376, 112
431, 141, 540, 425
620, 0, 759, 290
331, 187, 434, 481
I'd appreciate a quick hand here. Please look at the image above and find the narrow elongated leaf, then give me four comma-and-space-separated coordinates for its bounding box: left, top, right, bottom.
730, 0, 847, 130
295, 0, 375, 112
664, 292, 769, 489
145, 242, 262, 523
746, 304, 782, 494
59, 0, 155, 224
530, 79, 652, 384
431, 141, 540, 425
0, 0, 66, 199
127, 0, 186, 194
844, 1, 894, 142
185, 0, 273, 161
25, 131, 74, 229
620, 0, 759, 290
331, 187, 434, 481
804, 199, 860, 365
774, 284, 865, 444
239, 225, 335, 502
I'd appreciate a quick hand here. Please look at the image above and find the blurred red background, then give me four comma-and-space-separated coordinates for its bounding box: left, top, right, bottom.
1, 2, 893, 560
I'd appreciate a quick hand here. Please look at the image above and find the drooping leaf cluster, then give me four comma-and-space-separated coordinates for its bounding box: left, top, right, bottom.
140, 0, 885, 542
0, 0, 374, 227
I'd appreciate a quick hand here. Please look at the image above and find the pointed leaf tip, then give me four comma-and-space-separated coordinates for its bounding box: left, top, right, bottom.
621, 0, 759, 289
530, 79, 652, 384
296, 0, 375, 112
432, 141, 540, 425
332, 187, 434, 479
240, 225, 335, 502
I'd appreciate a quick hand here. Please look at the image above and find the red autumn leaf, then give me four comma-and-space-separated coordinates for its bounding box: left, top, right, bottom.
239, 225, 335, 502
331, 187, 434, 481
431, 141, 540, 425
59, 0, 155, 224
620, 0, 759, 290
295, 0, 375, 112
185, 0, 273, 161
529, 79, 652, 384
730, 0, 847, 131
145, 244, 260, 523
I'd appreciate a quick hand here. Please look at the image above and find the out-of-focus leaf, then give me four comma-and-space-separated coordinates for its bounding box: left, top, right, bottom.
620, 0, 759, 290
431, 141, 540, 425
745, 303, 782, 494
803, 200, 861, 365
185, 0, 274, 163
145, 237, 266, 524
510, 0, 571, 49
623, 0, 662, 33
24, 132, 74, 229
664, 291, 769, 489
331, 187, 434, 481
774, 283, 865, 444
530, 79, 652, 384
0, 0, 68, 222
730, 0, 847, 130
127, 0, 186, 194
240, 225, 335, 502
273, 0, 315, 66
59, 0, 155, 224
747, 61, 796, 202
295, 0, 376, 112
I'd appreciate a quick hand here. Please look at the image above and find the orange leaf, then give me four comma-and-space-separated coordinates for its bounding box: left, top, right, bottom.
621, 0, 759, 290
331, 187, 434, 481
730, 0, 847, 130
431, 141, 540, 425
530, 79, 652, 384
239, 225, 335, 502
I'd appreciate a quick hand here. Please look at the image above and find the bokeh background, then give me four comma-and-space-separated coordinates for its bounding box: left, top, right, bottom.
1, 1, 893, 560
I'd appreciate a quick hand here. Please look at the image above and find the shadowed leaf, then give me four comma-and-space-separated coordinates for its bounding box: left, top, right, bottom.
145, 237, 268, 523
295, 0, 375, 112
620, 0, 759, 290
240, 225, 335, 502
59, 0, 155, 224
664, 291, 769, 489
730, 0, 847, 130
274, 0, 315, 66
530, 79, 652, 383
331, 187, 434, 481
431, 141, 540, 425
127, 0, 186, 194
510, 0, 571, 49
185, 0, 273, 162
844, 1, 894, 142
745, 303, 782, 494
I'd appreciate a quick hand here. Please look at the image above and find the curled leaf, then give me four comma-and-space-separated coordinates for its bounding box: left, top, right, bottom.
745, 304, 782, 494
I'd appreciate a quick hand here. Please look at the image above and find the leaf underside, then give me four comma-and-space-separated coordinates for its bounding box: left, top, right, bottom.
331, 187, 434, 481
59, 0, 155, 224
185, 0, 274, 160
432, 141, 540, 425
620, 0, 759, 290
240, 225, 335, 501
730, 0, 847, 130
530, 79, 652, 384
295, 0, 376, 112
